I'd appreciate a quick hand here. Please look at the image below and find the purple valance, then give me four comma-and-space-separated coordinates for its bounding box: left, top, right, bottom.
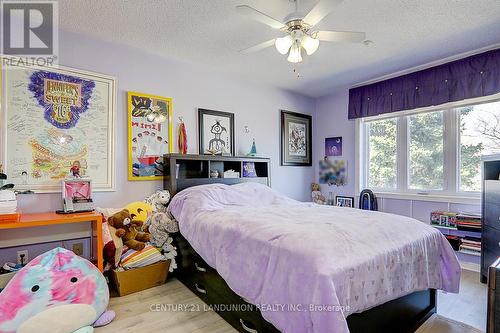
348, 48, 500, 119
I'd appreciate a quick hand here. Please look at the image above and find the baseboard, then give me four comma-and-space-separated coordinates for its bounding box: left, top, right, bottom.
460, 261, 480, 272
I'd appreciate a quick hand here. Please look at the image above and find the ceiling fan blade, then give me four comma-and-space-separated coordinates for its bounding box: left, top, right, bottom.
316, 30, 366, 43
236, 5, 285, 30
239, 39, 276, 54
303, 0, 343, 27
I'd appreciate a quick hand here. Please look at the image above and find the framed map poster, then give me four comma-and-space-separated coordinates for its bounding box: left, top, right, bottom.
127, 91, 172, 180
0, 57, 116, 192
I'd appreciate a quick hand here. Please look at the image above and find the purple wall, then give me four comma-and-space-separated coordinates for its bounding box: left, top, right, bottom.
313, 89, 481, 221
14, 30, 315, 213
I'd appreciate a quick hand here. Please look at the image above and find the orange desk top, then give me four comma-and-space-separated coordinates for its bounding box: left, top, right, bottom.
0, 211, 102, 229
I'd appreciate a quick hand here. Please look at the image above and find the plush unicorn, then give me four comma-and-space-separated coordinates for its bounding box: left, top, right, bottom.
0, 247, 114, 333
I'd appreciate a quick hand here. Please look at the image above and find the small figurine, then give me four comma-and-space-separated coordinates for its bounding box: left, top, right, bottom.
247, 138, 258, 157
70, 160, 81, 178
311, 183, 327, 205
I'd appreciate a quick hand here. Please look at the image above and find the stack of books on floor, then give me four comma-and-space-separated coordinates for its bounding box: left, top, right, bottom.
456, 212, 481, 231
459, 237, 481, 256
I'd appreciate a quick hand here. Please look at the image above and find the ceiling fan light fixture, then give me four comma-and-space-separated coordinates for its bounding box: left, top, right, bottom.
275, 35, 293, 55
287, 42, 302, 63
302, 35, 320, 55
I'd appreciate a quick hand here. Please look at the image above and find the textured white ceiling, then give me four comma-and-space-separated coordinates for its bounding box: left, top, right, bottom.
58, 0, 500, 97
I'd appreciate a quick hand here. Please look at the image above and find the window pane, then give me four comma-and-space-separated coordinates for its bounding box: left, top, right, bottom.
367, 119, 397, 189
459, 101, 500, 192
408, 111, 444, 190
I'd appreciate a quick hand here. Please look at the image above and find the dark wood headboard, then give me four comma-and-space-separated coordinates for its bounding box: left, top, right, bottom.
163, 154, 271, 195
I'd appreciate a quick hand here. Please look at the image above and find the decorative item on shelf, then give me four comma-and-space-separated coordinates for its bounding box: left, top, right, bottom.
2, 57, 116, 192
127, 91, 172, 181
336, 195, 354, 208
210, 170, 220, 178
311, 183, 326, 205
327, 192, 335, 206
223, 169, 240, 178
242, 162, 257, 178
199, 108, 235, 156
430, 211, 458, 228
247, 138, 258, 157
177, 117, 188, 154
59, 178, 94, 213
325, 137, 342, 157
319, 157, 347, 186
281, 110, 312, 166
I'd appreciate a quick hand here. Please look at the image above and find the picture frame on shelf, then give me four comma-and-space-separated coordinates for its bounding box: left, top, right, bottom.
280, 110, 312, 166
198, 109, 235, 156
127, 91, 173, 181
335, 195, 354, 208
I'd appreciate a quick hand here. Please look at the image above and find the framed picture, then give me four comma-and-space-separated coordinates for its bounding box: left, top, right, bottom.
127, 91, 172, 180
198, 109, 234, 155
0, 57, 116, 192
280, 110, 312, 166
325, 137, 342, 157
336, 195, 354, 208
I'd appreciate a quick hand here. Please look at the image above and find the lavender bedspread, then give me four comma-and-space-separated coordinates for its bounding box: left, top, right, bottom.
169, 183, 460, 333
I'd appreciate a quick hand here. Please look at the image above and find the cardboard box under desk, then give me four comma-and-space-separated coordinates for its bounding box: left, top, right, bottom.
110, 260, 170, 296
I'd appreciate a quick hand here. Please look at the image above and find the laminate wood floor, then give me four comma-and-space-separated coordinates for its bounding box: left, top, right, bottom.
97, 269, 487, 333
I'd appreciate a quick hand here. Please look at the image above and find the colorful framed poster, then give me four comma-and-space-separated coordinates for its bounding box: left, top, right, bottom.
325, 136, 342, 156
0, 57, 116, 192
198, 108, 234, 155
280, 110, 312, 166
127, 92, 172, 180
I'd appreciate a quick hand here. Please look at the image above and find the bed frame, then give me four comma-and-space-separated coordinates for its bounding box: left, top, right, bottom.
165, 154, 436, 333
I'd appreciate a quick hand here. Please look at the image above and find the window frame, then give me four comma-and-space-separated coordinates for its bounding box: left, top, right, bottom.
355, 93, 500, 204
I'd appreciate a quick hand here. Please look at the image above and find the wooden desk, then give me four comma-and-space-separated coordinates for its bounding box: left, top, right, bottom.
0, 212, 103, 271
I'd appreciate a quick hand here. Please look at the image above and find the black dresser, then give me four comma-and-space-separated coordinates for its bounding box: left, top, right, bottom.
482, 159, 500, 283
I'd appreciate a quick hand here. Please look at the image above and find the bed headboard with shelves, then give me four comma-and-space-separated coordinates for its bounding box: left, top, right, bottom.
163, 154, 271, 195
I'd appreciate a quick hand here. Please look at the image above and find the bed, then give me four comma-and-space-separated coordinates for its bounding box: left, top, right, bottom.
168, 182, 460, 333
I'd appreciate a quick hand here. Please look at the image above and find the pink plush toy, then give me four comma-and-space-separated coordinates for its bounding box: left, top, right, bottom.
0, 247, 114, 333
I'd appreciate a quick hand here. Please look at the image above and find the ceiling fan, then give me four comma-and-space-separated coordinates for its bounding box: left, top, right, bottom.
236, 0, 367, 63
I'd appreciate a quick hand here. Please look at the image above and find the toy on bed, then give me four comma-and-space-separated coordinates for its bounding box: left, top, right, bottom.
0, 247, 115, 333
107, 209, 150, 251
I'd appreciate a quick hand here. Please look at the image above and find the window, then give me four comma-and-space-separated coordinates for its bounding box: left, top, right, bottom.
367, 118, 397, 189
408, 111, 444, 191
359, 98, 500, 197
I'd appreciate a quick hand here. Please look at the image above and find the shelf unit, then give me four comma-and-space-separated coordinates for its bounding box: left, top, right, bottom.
163, 154, 271, 195
433, 225, 482, 263
481, 158, 500, 283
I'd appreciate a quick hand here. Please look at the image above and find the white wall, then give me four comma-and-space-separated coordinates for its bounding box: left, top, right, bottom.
14, 30, 316, 213
313, 89, 481, 221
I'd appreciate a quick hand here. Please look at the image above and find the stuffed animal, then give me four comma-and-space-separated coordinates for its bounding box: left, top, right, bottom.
311, 182, 327, 205
147, 212, 178, 272
0, 247, 115, 333
144, 190, 170, 214
125, 201, 153, 226
107, 209, 150, 251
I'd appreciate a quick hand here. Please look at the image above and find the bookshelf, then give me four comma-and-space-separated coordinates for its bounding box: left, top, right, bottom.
163, 154, 271, 195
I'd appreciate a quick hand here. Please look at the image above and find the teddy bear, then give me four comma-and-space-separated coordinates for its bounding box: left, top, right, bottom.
144, 190, 170, 214
107, 209, 150, 251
